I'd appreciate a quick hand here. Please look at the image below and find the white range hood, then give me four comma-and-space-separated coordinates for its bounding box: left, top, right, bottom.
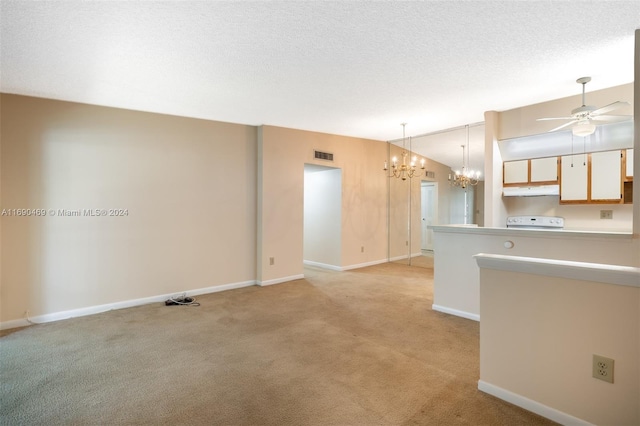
502, 185, 559, 197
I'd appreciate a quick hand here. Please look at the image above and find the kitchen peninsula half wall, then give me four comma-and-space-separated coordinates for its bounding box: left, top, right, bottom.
475, 253, 639, 425
431, 225, 638, 321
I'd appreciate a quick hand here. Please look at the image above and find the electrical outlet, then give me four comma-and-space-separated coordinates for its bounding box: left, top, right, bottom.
269, 257, 274, 266
600, 210, 613, 219
593, 354, 614, 383
361, 246, 364, 253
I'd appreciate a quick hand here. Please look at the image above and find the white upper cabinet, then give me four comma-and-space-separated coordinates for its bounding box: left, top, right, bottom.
530, 157, 558, 183
503, 160, 528, 184
560, 150, 623, 204
591, 151, 621, 201
560, 154, 588, 202
626, 148, 634, 179
504, 157, 559, 187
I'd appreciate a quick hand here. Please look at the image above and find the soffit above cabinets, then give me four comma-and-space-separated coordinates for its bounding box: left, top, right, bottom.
498, 121, 634, 162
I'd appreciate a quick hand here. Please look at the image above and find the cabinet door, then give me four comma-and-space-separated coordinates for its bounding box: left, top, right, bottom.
591, 150, 621, 201
503, 160, 528, 184
530, 157, 558, 183
626, 148, 634, 179
560, 155, 588, 201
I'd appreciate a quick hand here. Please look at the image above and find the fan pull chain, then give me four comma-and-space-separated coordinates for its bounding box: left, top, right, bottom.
571, 133, 574, 167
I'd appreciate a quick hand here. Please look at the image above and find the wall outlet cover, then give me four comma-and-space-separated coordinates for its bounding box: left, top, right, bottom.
600, 210, 613, 219
592, 354, 614, 383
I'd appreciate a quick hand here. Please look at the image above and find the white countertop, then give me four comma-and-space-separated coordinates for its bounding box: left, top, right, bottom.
430, 224, 635, 240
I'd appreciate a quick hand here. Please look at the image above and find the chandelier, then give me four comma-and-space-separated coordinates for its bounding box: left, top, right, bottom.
449, 125, 480, 188
383, 123, 425, 180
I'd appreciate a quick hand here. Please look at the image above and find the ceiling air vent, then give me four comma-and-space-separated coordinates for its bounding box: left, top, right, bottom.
314, 150, 334, 161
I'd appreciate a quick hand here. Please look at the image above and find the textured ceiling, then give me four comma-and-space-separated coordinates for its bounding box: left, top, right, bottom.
1, 1, 638, 170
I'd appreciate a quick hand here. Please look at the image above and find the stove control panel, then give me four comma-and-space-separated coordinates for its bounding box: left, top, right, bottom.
506, 216, 564, 229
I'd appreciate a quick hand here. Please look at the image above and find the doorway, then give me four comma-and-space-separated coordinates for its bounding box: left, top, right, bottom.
303, 164, 342, 270
420, 182, 438, 251
449, 185, 475, 225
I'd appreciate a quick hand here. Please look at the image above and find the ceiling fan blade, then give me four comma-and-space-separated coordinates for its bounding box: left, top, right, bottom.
548, 120, 578, 132
536, 117, 574, 121
590, 114, 632, 123
591, 101, 630, 116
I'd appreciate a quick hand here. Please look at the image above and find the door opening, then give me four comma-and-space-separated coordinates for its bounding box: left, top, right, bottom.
420, 182, 438, 251
303, 164, 342, 270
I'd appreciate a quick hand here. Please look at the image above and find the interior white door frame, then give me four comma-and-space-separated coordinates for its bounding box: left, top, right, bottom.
421, 181, 438, 251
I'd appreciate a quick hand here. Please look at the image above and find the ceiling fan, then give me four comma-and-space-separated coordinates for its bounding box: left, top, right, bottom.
537, 77, 631, 137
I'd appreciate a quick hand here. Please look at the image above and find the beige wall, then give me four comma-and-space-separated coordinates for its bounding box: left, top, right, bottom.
388, 143, 412, 260
1, 94, 257, 323
483, 112, 509, 227
478, 263, 639, 425
257, 125, 389, 283
1, 95, 457, 325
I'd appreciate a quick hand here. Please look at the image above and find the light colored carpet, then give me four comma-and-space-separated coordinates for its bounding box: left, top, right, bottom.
0, 262, 555, 425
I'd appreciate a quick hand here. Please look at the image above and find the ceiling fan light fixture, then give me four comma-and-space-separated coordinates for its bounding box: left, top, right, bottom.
572, 121, 596, 137
538, 76, 631, 135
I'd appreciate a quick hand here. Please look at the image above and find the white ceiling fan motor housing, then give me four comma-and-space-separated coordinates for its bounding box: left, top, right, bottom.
571, 105, 597, 117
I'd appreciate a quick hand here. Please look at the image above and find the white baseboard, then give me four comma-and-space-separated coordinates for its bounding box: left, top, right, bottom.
0, 280, 256, 330
478, 380, 593, 426
342, 258, 388, 271
304, 257, 414, 272
431, 304, 480, 321
389, 254, 408, 262
303, 260, 342, 271
257, 274, 305, 286
188, 280, 255, 296
388, 253, 424, 262
303, 258, 410, 272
